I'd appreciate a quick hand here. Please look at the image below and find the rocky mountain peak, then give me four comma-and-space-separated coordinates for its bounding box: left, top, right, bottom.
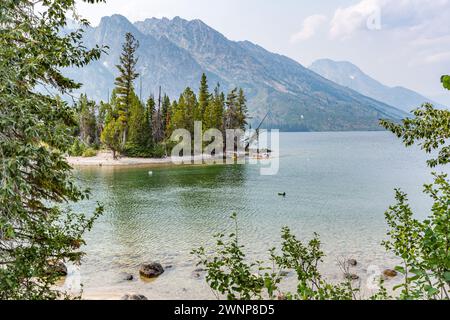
67, 15, 408, 131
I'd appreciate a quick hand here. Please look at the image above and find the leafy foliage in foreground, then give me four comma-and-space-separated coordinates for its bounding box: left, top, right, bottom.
442, 75, 450, 91
380, 103, 450, 168
383, 176, 450, 300
192, 214, 359, 300
0, 0, 104, 299
380, 81, 449, 300
196, 95, 450, 301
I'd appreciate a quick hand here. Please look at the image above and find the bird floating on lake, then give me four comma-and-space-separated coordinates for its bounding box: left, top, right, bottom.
278, 192, 286, 197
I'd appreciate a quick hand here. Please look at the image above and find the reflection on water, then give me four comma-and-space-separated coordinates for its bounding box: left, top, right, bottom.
71, 132, 438, 299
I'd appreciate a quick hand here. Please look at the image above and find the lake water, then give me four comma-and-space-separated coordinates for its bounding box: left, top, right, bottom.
71, 131, 439, 299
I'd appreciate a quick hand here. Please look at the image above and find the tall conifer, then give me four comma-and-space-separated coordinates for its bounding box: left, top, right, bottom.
114, 32, 140, 147
197, 73, 210, 122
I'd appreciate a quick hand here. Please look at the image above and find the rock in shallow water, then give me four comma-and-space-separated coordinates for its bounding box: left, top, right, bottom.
124, 274, 134, 281
139, 262, 164, 278
383, 269, 398, 278
46, 261, 68, 277
345, 273, 360, 281
121, 294, 148, 300
347, 259, 358, 267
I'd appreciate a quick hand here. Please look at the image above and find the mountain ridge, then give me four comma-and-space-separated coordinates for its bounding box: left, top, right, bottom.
309, 59, 443, 113
67, 15, 408, 131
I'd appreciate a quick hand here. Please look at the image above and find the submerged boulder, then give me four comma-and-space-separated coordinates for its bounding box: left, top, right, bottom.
46, 261, 68, 277
345, 273, 360, 281
121, 294, 148, 300
383, 269, 398, 278
139, 263, 164, 278
347, 259, 358, 267
121, 273, 134, 281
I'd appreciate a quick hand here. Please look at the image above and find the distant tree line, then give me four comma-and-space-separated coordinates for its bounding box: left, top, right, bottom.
71, 32, 248, 159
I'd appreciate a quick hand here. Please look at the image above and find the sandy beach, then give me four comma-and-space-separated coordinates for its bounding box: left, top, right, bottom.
67, 151, 249, 167
67, 152, 174, 167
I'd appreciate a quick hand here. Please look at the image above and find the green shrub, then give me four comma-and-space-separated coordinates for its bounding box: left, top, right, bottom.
82, 148, 97, 158
123, 143, 153, 158
192, 213, 359, 300
381, 104, 450, 300
122, 143, 167, 158
91, 142, 101, 151
152, 143, 167, 158
382, 174, 450, 300
69, 139, 86, 157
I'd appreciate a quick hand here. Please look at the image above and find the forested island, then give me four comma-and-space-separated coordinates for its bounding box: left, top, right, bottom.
71, 32, 248, 161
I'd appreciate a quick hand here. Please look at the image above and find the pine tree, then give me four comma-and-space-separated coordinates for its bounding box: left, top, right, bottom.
152, 87, 165, 144
184, 88, 198, 136
78, 94, 98, 145
161, 94, 171, 136
225, 88, 239, 129
171, 94, 187, 132
223, 88, 248, 130
197, 73, 210, 122
98, 100, 111, 134
215, 86, 226, 131
204, 84, 224, 130
145, 95, 156, 145
171, 88, 197, 136
127, 92, 151, 149
237, 88, 248, 130
100, 90, 123, 158
114, 32, 140, 147
103, 90, 119, 124
166, 100, 178, 138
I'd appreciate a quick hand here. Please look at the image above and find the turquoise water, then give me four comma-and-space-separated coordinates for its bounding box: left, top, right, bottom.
72, 132, 438, 299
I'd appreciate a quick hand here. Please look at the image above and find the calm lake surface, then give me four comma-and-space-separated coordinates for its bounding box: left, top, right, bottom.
72, 131, 439, 299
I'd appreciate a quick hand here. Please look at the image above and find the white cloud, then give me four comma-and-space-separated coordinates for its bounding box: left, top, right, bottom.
297, 0, 450, 104
329, 0, 450, 39
330, 0, 382, 38
290, 14, 327, 43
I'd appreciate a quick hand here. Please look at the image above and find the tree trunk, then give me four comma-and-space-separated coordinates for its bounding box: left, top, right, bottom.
122, 128, 127, 148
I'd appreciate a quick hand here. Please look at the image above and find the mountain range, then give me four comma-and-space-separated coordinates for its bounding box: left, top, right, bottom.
309, 59, 442, 113
66, 14, 408, 131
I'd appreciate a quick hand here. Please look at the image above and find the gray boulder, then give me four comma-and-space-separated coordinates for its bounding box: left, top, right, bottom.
347, 259, 358, 267
121, 294, 148, 300
139, 262, 164, 278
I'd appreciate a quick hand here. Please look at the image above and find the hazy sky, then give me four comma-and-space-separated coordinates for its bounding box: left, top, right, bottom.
75, 0, 450, 105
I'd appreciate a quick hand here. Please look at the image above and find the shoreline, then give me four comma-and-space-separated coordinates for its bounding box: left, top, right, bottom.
67, 151, 251, 168
67, 153, 174, 167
